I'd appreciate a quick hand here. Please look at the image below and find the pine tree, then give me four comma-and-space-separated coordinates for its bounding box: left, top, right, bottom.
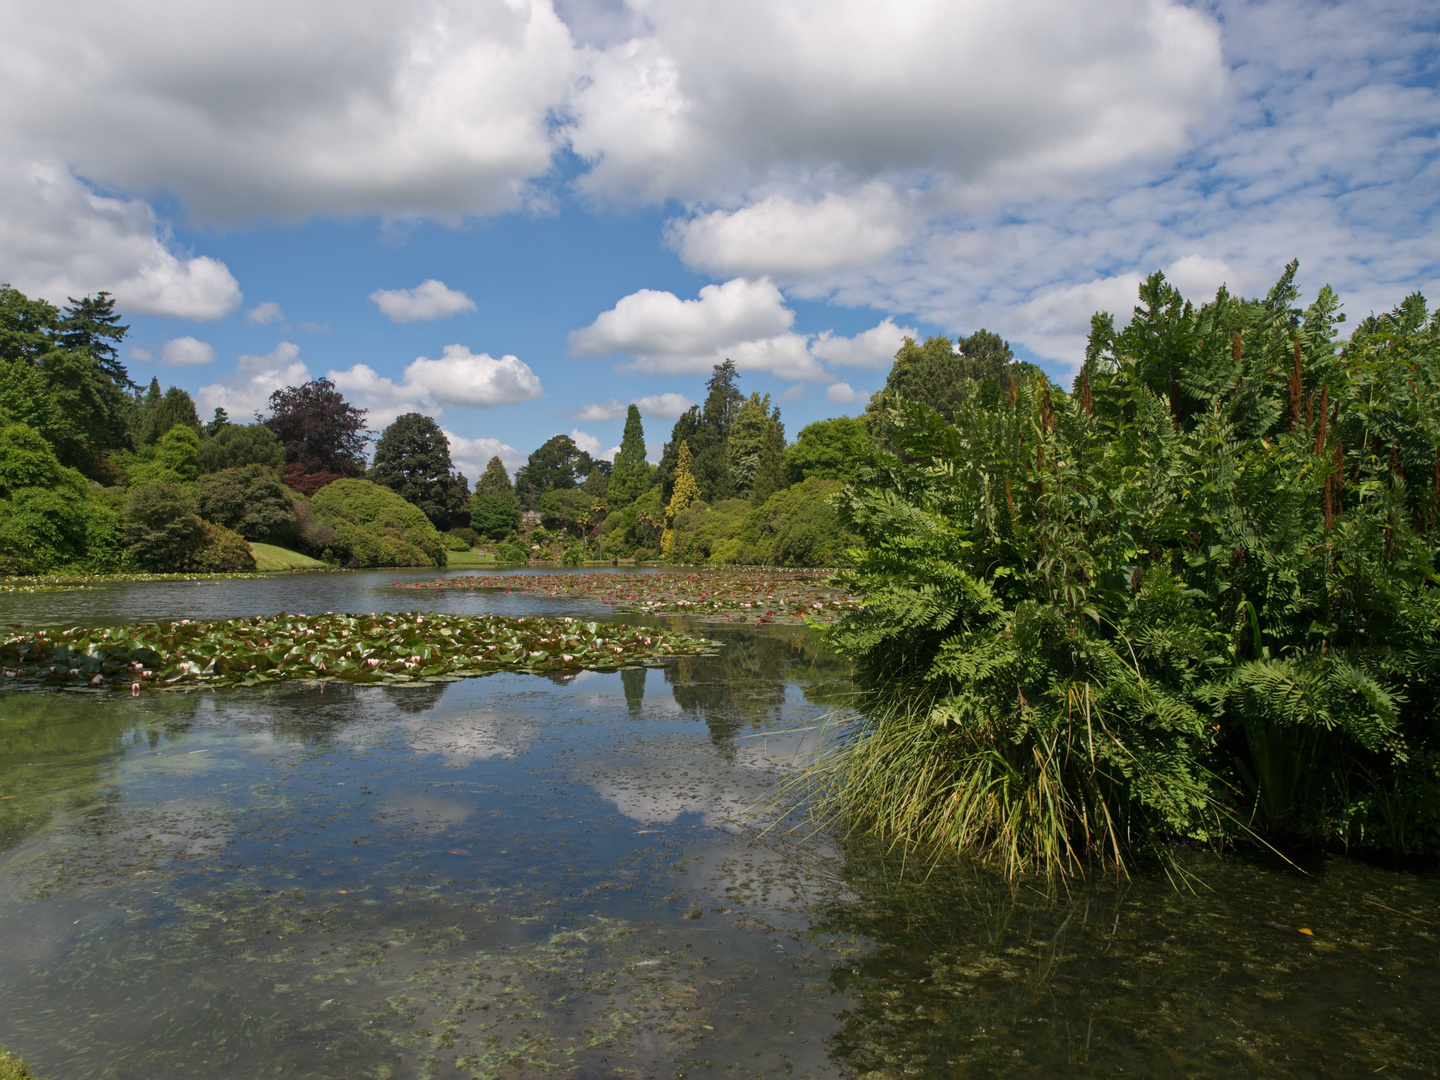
750, 413, 787, 506
59, 292, 131, 389
607, 404, 651, 506
661, 440, 699, 560
475, 456, 515, 500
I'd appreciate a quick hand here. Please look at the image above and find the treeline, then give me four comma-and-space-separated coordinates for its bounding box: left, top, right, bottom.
0, 285, 454, 573
823, 264, 1440, 870
465, 360, 887, 567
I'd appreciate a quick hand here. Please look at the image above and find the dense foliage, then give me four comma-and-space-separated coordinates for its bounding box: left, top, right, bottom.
310, 478, 448, 568
826, 267, 1440, 874
368, 412, 470, 529
262, 377, 369, 476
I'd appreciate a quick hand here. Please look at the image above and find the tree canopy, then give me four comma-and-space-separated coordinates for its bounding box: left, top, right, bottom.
262, 377, 369, 476
368, 412, 470, 529
514, 433, 595, 509
607, 405, 652, 506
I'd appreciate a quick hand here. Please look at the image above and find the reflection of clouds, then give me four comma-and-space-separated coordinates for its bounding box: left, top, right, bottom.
373, 793, 475, 834
397, 711, 534, 765
579, 726, 826, 829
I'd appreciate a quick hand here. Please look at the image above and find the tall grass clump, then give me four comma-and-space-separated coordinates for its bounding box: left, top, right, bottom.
822, 264, 1440, 877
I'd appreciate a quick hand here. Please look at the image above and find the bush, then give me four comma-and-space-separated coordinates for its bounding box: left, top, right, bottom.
538, 487, 597, 534
443, 532, 470, 551
498, 541, 529, 563
291, 497, 336, 554
0, 422, 65, 494
189, 520, 257, 572
125, 425, 200, 486
122, 483, 206, 570
0, 423, 122, 573
470, 493, 520, 539
448, 526, 481, 548
198, 423, 285, 473
823, 271, 1440, 875
310, 478, 447, 568
196, 464, 298, 544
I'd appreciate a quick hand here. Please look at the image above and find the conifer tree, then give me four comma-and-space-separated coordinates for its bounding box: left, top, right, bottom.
661, 440, 699, 560
475, 456, 515, 500
607, 404, 651, 506
750, 414, 787, 506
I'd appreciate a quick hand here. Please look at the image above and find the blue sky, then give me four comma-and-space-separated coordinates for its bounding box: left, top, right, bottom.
2, 0, 1436, 481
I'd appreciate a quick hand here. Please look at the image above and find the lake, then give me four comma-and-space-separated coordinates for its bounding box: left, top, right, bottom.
2, 570, 1439, 1078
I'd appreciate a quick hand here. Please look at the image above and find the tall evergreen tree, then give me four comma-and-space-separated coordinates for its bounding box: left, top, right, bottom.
143, 386, 201, 444
661, 441, 699, 560
658, 360, 744, 501
728, 392, 779, 498
750, 413, 787, 506
607, 404, 651, 506
58, 292, 131, 389
475, 456, 515, 500
369, 412, 471, 528
865, 328, 1038, 435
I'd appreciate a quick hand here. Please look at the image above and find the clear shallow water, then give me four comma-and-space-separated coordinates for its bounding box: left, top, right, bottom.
2, 571, 1439, 1078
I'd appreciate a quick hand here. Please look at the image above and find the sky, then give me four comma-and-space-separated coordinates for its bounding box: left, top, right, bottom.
1, 0, 1436, 482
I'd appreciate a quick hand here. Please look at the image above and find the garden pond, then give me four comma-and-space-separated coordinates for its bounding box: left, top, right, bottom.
2, 569, 1439, 1078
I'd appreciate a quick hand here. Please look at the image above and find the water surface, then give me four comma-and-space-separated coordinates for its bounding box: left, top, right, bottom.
2, 571, 1438, 1078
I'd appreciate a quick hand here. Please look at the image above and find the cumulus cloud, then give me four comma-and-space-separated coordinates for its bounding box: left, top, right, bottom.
575, 397, 626, 421
569, 428, 602, 456
197, 342, 309, 420
370, 279, 477, 322
246, 301, 284, 325
445, 431, 525, 479
810, 318, 916, 369
570, 0, 1224, 205
402, 345, 542, 406
159, 336, 216, 367
0, 159, 241, 319
631, 392, 696, 419
669, 186, 912, 279
327, 345, 543, 426
824, 382, 867, 405
2, 0, 578, 223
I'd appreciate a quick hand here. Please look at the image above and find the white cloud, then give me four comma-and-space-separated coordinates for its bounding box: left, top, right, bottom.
669, 186, 912, 279
570, 277, 792, 358
569, 428, 602, 457
197, 342, 309, 420
575, 397, 626, 421
2, 0, 578, 223
0, 159, 240, 319
402, 345, 542, 407
779, 384, 806, 404
810, 318, 916, 369
159, 336, 216, 367
632, 392, 696, 419
246, 301, 284, 325
445, 431, 525, 480
370, 279, 477, 322
825, 382, 864, 405
570, 0, 1224, 205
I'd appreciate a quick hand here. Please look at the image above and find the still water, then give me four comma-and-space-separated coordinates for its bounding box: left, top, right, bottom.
2, 571, 1439, 1078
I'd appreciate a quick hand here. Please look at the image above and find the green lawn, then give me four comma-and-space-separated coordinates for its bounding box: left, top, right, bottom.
249, 543, 330, 572
444, 548, 497, 568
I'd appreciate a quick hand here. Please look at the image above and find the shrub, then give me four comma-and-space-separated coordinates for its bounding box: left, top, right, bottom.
310, 478, 447, 568
448, 526, 481, 548
291, 498, 336, 554
470, 492, 520, 539
196, 464, 298, 544
822, 270, 1440, 875
283, 462, 343, 496
189, 521, 257, 572
198, 423, 285, 473
498, 541, 529, 563
538, 487, 597, 534
0, 422, 65, 494
443, 532, 470, 551
122, 483, 206, 570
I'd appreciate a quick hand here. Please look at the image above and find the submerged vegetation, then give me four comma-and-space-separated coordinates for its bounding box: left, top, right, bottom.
0, 612, 713, 691
398, 570, 858, 622
822, 266, 1440, 875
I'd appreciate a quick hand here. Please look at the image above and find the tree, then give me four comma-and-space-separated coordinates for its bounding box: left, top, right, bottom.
750, 414, 787, 506
57, 292, 131, 389
197, 464, 299, 544
198, 422, 285, 473
865, 328, 1035, 433
368, 412, 471, 529
728, 392, 784, 498
141, 386, 202, 445
661, 440, 700, 560
204, 407, 231, 437
470, 494, 520, 539
658, 360, 744, 501
262, 378, 369, 476
785, 416, 872, 484
513, 434, 594, 509
475, 456, 516, 500
122, 483, 206, 570
607, 404, 652, 506
127, 424, 200, 486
